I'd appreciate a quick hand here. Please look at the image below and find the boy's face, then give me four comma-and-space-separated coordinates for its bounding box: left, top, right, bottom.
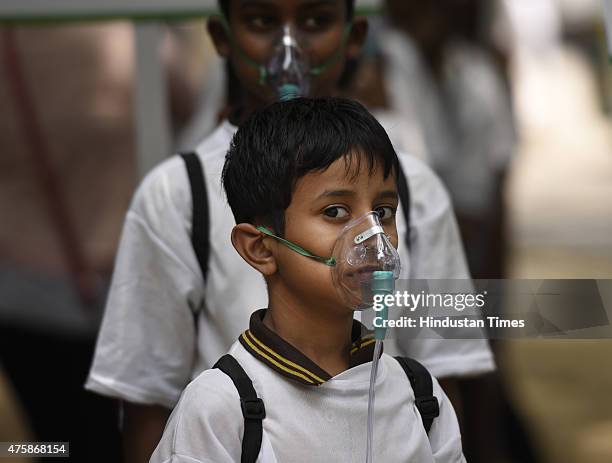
210, 0, 366, 106
273, 152, 399, 316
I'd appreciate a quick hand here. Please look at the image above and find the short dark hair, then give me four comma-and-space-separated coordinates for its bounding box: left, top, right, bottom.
218, 0, 355, 22
222, 97, 399, 234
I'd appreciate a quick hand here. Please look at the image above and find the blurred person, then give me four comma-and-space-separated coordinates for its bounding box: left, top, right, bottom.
85, 1, 495, 462
342, 1, 533, 461
0, 22, 203, 462
350, 0, 516, 279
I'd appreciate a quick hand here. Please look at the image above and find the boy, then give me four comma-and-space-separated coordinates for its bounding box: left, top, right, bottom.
87, 0, 493, 460
150, 97, 465, 463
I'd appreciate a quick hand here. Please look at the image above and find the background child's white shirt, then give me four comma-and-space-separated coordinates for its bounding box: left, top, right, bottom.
376, 28, 516, 216
149, 342, 466, 463
86, 120, 495, 408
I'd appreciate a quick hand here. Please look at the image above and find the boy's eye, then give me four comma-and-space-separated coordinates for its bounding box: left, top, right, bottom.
245, 15, 278, 31
301, 14, 334, 31
375, 206, 396, 221
323, 206, 349, 219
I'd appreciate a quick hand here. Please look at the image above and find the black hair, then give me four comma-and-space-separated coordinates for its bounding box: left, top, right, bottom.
222, 97, 400, 234
218, 0, 355, 22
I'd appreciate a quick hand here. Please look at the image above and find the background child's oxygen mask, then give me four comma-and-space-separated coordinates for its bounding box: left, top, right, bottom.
266, 25, 310, 101
331, 212, 400, 311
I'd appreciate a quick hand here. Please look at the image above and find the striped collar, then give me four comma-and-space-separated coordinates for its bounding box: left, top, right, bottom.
239, 309, 379, 386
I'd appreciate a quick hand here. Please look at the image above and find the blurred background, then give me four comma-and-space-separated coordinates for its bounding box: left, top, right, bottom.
1, 0, 612, 462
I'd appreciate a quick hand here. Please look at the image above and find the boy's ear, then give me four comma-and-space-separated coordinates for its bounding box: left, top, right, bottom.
231, 224, 278, 276
207, 16, 231, 58
346, 17, 369, 60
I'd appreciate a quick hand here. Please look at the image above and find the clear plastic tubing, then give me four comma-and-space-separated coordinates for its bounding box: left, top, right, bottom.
366, 270, 394, 463
366, 339, 383, 463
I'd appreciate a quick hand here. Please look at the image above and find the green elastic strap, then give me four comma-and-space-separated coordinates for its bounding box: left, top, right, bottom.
257, 226, 336, 266
309, 24, 353, 76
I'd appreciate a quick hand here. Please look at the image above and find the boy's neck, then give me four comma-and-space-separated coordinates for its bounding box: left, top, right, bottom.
263, 294, 354, 377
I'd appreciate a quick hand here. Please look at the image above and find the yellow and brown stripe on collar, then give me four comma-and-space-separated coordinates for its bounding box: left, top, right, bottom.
239, 309, 381, 386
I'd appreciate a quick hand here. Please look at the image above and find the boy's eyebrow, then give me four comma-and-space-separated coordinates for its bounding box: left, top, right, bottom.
316, 189, 355, 200
315, 189, 399, 201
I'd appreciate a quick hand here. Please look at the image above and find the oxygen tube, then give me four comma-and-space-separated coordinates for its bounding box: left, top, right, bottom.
366, 271, 394, 463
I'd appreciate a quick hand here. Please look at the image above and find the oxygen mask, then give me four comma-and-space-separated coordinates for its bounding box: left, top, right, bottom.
331, 212, 400, 310
266, 25, 310, 100
257, 211, 400, 311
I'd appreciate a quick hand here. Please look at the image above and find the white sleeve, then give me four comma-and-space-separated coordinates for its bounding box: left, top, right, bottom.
394, 154, 496, 378
427, 376, 466, 462
86, 158, 204, 407
150, 370, 243, 463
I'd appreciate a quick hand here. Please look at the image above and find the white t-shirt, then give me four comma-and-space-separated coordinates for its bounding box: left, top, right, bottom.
377, 28, 516, 216
150, 322, 465, 463
86, 120, 494, 408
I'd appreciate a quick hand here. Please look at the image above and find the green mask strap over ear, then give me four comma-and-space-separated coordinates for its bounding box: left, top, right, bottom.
257, 226, 336, 266
309, 23, 353, 76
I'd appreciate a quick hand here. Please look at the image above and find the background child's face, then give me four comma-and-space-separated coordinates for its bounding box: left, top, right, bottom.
273, 152, 399, 316
220, 0, 362, 105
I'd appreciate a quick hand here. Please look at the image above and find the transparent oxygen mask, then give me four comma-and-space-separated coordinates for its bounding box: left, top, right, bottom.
266, 25, 310, 100
331, 212, 401, 311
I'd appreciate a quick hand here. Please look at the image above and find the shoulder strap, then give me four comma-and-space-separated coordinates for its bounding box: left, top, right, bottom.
213, 354, 266, 463
394, 356, 439, 433
396, 162, 412, 251
180, 152, 210, 281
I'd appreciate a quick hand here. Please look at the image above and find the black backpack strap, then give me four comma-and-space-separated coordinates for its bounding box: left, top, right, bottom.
396, 162, 411, 251
180, 152, 210, 281
213, 354, 266, 463
395, 356, 440, 433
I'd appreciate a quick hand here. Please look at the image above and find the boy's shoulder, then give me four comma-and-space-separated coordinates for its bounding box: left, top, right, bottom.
181, 366, 241, 410
161, 342, 263, 447
129, 121, 236, 217
171, 359, 244, 437
181, 340, 260, 405
381, 352, 418, 393
151, 362, 244, 462
193, 119, 237, 164
149, 120, 235, 185
381, 352, 437, 397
